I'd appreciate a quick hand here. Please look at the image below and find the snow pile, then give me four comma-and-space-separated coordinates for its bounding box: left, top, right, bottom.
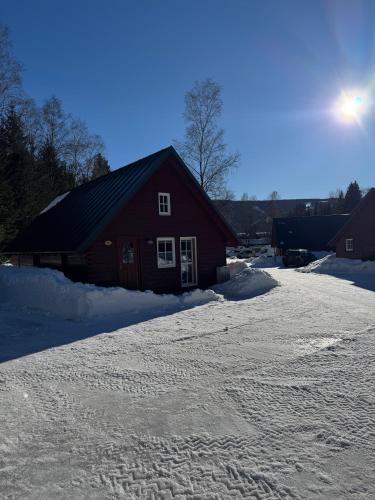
249, 255, 283, 268
226, 258, 248, 277
0, 266, 221, 320
298, 254, 375, 276
310, 250, 333, 260
0, 264, 280, 319
213, 267, 279, 300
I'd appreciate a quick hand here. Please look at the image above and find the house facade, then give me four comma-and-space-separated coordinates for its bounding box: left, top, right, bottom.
4, 147, 238, 292
329, 188, 375, 261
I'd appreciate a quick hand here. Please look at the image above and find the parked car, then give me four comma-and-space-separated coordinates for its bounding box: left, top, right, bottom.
282, 249, 317, 268
237, 249, 253, 258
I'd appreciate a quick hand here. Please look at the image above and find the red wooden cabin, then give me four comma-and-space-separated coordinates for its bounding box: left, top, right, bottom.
329, 188, 375, 261
4, 147, 238, 292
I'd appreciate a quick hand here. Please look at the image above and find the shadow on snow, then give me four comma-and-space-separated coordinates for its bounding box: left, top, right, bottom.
0, 287, 276, 363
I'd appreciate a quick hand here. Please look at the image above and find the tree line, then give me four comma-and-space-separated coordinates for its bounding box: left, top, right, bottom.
288, 181, 363, 217
222, 180, 364, 215
0, 25, 110, 248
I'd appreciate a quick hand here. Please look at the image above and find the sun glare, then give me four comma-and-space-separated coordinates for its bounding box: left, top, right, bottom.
333, 90, 369, 124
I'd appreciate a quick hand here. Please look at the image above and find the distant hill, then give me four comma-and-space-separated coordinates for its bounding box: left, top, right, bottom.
213, 198, 329, 234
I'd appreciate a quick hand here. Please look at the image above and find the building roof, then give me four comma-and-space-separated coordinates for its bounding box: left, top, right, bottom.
4, 146, 238, 254
329, 188, 375, 246
272, 214, 351, 251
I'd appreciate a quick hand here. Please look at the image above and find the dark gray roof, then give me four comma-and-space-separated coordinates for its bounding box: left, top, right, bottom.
271, 214, 351, 251
4, 146, 237, 254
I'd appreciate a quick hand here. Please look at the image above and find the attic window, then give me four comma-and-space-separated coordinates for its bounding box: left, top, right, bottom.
345, 238, 353, 252
158, 193, 171, 215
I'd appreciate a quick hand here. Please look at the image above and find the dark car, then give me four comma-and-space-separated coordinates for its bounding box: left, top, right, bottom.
282, 249, 317, 268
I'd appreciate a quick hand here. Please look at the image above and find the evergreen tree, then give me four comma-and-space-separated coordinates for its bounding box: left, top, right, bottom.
34, 140, 75, 213
344, 181, 362, 213
0, 26, 108, 247
90, 153, 110, 180
336, 189, 345, 213
0, 108, 34, 245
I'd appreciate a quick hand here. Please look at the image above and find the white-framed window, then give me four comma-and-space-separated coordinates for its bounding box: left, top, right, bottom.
158, 192, 171, 215
157, 237, 175, 268
345, 238, 354, 252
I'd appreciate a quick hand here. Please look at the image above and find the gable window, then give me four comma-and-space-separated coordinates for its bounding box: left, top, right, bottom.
345, 238, 354, 252
158, 192, 171, 215
157, 237, 175, 268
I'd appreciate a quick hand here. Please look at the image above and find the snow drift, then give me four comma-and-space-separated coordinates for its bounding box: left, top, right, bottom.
213, 267, 279, 300
0, 266, 221, 320
0, 265, 279, 319
249, 255, 283, 269
298, 254, 375, 276
226, 258, 248, 277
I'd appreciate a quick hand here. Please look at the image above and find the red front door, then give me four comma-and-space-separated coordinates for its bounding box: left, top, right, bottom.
117, 237, 140, 289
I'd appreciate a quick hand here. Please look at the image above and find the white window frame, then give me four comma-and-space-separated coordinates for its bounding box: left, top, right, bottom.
156, 237, 176, 268
158, 192, 171, 216
345, 238, 354, 252
180, 236, 198, 287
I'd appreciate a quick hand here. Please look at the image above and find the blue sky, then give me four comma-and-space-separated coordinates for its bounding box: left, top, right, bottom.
1, 0, 375, 199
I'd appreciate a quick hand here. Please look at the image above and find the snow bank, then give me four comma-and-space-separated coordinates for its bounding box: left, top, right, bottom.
310, 251, 333, 260
226, 258, 248, 277
0, 264, 280, 320
0, 266, 222, 320
249, 255, 283, 269
298, 254, 375, 276
213, 267, 279, 300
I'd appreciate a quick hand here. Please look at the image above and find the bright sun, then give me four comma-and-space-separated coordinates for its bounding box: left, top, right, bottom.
333, 91, 368, 124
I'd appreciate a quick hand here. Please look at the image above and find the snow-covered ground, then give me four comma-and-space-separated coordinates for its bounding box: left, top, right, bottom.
249, 255, 283, 268
1, 268, 375, 498
298, 254, 375, 292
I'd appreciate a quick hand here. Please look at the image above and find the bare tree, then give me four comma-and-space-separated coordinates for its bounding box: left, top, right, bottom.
38, 97, 69, 156
176, 78, 239, 198
221, 188, 235, 200
0, 24, 23, 114
268, 191, 281, 219
241, 192, 249, 201
268, 190, 280, 201
64, 119, 104, 181
36, 97, 104, 183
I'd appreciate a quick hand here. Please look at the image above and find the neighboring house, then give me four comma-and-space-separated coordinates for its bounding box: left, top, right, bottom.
271, 214, 350, 255
3, 146, 238, 292
329, 188, 375, 261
